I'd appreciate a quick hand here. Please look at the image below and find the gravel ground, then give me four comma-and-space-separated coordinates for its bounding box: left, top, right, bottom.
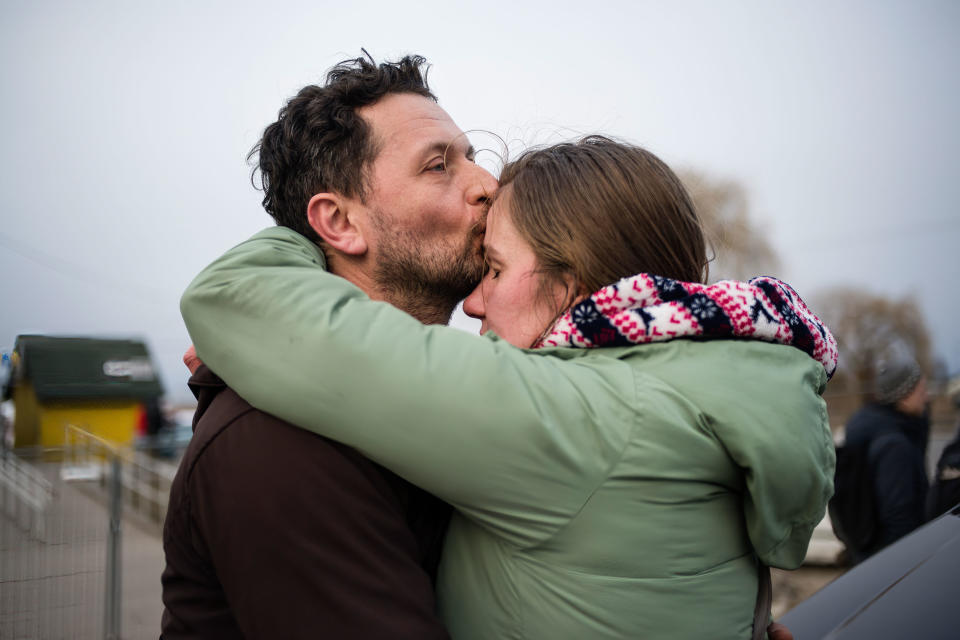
771, 565, 846, 619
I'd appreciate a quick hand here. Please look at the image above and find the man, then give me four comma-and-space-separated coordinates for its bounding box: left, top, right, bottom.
160, 54, 496, 638
844, 351, 931, 562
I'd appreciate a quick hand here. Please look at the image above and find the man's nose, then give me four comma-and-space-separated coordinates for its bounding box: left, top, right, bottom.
466, 164, 498, 207
462, 283, 485, 320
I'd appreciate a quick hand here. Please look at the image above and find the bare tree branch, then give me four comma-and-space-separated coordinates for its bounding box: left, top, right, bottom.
679, 170, 780, 281
814, 288, 932, 397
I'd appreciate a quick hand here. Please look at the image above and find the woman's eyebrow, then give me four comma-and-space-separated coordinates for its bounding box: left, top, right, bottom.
483, 244, 503, 262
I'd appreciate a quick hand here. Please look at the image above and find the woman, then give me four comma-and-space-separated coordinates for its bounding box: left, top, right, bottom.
181, 137, 836, 639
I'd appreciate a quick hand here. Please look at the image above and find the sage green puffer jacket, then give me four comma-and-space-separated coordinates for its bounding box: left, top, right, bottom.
181, 227, 835, 640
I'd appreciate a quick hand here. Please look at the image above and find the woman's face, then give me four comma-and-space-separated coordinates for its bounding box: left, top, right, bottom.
462, 196, 570, 347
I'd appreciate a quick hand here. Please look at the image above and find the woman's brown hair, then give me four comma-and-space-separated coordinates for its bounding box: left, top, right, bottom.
496, 135, 708, 310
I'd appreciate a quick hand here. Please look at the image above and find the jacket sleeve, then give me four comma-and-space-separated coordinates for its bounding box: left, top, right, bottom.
180, 228, 636, 548
697, 348, 835, 570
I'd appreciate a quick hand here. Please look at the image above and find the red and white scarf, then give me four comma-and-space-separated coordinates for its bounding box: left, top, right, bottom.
537, 274, 838, 379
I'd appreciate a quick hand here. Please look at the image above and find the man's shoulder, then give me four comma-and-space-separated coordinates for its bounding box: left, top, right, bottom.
867, 429, 916, 465
846, 404, 898, 441
845, 407, 914, 463
183, 384, 383, 484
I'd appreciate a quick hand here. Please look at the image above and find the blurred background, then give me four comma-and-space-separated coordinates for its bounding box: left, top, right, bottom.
1, 1, 958, 637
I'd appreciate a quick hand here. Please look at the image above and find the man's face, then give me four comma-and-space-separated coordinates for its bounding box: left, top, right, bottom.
898, 375, 929, 417
357, 93, 498, 307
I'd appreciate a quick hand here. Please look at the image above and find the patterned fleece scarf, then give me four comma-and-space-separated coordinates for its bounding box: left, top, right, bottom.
536, 274, 838, 379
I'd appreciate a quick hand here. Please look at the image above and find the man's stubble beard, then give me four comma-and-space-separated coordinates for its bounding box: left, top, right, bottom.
371, 210, 485, 325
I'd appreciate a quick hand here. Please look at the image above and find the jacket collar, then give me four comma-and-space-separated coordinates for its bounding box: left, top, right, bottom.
187, 365, 227, 431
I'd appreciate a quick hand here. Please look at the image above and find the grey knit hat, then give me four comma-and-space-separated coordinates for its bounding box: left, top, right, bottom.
874, 353, 922, 405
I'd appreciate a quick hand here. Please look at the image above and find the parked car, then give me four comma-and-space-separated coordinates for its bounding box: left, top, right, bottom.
779, 504, 960, 639
136, 418, 193, 459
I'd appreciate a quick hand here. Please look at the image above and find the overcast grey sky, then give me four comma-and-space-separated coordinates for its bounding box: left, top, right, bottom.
2, 0, 958, 403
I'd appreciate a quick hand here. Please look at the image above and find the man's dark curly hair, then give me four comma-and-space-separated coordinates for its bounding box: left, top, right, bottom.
249, 53, 436, 242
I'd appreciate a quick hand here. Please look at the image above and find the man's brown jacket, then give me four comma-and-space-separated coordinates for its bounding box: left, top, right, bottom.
160, 365, 451, 639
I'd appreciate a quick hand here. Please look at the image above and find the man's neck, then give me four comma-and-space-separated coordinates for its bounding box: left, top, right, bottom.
374, 289, 455, 325
327, 252, 455, 326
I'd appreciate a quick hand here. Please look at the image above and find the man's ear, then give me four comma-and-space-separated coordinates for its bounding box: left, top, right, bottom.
307, 193, 368, 256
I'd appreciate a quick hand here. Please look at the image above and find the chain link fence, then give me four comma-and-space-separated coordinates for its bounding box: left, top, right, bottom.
1, 425, 176, 639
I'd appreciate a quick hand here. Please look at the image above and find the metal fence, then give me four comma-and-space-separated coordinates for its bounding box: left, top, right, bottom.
1, 425, 177, 640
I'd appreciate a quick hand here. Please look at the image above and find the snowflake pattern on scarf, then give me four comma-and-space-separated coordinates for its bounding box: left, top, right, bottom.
536, 274, 838, 379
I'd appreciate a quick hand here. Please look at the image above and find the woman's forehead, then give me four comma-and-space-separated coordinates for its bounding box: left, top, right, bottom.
483, 197, 521, 253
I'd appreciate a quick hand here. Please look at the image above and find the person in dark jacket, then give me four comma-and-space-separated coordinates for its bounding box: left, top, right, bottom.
161, 52, 496, 638
844, 352, 930, 563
